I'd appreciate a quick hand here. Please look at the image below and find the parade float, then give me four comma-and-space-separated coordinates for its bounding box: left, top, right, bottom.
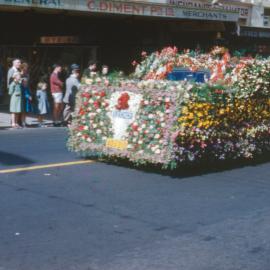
67, 47, 270, 169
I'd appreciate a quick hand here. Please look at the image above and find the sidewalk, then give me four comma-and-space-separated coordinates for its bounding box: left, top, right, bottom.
0, 105, 53, 129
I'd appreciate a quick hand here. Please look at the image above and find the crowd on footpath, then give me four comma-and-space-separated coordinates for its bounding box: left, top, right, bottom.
6, 58, 109, 129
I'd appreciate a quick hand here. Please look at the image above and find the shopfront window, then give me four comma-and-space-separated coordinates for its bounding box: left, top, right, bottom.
264, 8, 270, 27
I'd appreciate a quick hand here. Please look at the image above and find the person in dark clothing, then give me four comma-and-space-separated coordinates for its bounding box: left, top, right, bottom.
82, 60, 97, 78
63, 64, 80, 125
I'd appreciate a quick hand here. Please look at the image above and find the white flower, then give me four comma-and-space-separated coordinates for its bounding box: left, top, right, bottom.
148, 114, 154, 119
87, 138, 92, 142
97, 109, 102, 113
165, 97, 170, 102
141, 124, 146, 129
155, 149, 161, 154
154, 134, 161, 139
93, 124, 97, 128
144, 100, 149, 105
85, 79, 93, 84
96, 129, 102, 134
83, 126, 88, 130
138, 140, 143, 144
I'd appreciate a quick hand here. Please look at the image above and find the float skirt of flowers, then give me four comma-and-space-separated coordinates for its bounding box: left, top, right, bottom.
67, 82, 270, 169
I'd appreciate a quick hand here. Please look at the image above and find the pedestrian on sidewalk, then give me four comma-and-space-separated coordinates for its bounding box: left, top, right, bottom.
63, 64, 80, 125
7, 59, 21, 88
21, 78, 33, 127
50, 64, 63, 126
82, 60, 97, 79
8, 72, 23, 128
36, 82, 50, 127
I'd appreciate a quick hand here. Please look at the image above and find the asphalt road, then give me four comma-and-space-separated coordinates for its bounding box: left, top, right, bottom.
0, 128, 270, 270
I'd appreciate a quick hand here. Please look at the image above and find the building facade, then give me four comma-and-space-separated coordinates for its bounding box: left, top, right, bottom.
0, 0, 267, 89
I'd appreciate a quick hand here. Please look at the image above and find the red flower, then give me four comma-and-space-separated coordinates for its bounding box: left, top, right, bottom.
82, 92, 91, 98
165, 102, 170, 109
215, 89, 224, 94
93, 101, 100, 109
132, 60, 137, 66
78, 126, 85, 131
100, 90, 106, 97
79, 108, 85, 115
132, 123, 138, 131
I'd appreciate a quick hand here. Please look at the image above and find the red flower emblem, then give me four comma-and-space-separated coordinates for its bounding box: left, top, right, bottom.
116, 93, 130, 110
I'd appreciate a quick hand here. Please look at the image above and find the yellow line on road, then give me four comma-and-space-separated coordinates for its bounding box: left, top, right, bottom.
0, 160, 95, 174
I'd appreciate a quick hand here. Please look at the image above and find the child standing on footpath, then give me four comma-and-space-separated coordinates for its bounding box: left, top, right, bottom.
36, 82, 50, 127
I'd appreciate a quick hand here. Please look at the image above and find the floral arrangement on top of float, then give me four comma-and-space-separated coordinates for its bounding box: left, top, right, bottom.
68, 46, 270, 167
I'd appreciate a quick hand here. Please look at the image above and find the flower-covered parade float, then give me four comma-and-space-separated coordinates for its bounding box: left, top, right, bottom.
67, 47, 270, 169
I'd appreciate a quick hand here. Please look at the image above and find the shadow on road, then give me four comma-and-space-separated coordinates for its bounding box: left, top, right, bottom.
0, 151, 35, 166
101, 152, 270, 179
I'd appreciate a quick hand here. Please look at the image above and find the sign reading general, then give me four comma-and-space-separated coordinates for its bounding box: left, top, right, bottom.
2, 0, 61, 7
0, 0, 239, 22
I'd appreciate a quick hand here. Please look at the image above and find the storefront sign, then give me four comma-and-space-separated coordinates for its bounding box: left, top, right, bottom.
2, 0, 61, 7
0, 0, 239, 22
240, 27, 270, 38
168, 0, 250, 19
40, 36, 79, 44
86, 0, 239, 21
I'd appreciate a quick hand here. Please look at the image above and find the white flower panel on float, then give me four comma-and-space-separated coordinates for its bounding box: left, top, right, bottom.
106, 91, 142, 149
